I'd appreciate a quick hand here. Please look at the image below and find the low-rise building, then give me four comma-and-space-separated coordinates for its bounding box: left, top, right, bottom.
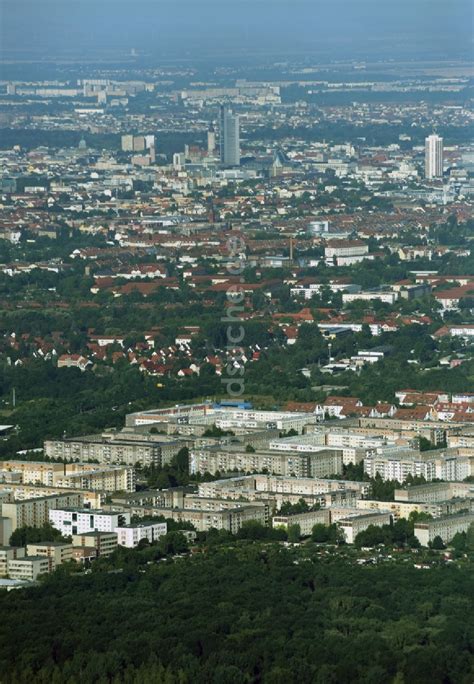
342, 290, 398, 305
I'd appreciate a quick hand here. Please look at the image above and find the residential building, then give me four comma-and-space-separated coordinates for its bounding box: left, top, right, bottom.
72, 531, 118, 560
414, 513, 474, 546
189, 447, 343, 478
342, 290, 398, 305
26, 542, 73, 570
0, 546, 25, 577
8, 555, 52, 581
1, 493, 83, 532
355, 497, 473, 520
272, 509, 330, 536
115, 521, 167, 548
44, 434, 170, 467
133, 504, 267, 533
338, 512, 392, 544
324, 240, 369, 266
394, 482, 474, 504
364, 447, 473, 482
0, 518, 12, 546
49, 509, 130, 536
1, 460, 136, 492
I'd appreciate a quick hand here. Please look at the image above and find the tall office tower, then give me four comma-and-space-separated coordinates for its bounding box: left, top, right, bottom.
220, 106, 240, 166
144, 134, 155, 149
425, 134, 443, 179
207, 126, 216, 155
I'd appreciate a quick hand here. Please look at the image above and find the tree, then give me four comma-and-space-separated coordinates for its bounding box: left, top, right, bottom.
287, 524, 301, 543
10, 523, 68, 547
312, 523, 329, 542
449, 532, 466, 554
311, 523, 342, 544
430, 535, 446, 550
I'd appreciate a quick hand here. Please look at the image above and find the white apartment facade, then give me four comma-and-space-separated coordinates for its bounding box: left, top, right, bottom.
49, 509, 130, 536
115, 522, 167, 548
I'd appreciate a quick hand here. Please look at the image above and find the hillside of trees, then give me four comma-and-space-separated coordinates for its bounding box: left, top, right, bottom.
0, 543, 472, 683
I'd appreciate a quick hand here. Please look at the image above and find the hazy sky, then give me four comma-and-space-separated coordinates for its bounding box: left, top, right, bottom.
1, 0, 472, 60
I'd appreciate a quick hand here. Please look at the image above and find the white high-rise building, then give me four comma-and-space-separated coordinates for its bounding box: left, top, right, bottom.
425, 134, 443, 179
220, 106, 240, 166
207, 127, 216, 155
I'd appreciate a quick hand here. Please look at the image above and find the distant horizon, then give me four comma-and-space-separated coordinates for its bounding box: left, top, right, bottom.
1, 0, 472, 61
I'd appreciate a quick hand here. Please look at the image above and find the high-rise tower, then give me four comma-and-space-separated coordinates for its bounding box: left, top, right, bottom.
220, 106, 240, 167
425, 134, 443, 179
207, 126, 216, 155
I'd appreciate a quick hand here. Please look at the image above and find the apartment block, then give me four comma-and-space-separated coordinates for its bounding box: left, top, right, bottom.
54, 466, 136, 492
8, 555, 52, 581
364, 448, 473, 482
0, 483, 102, 509
2, 460, 136, 492
183, 496, 270, 523
342, 291, 398, 305
272, 509, 331, 536
197, 474, 363, 511
414, 513, 474, 546
189, 447, 343, 478
0, 546, 25, 577
0, 517, 13, 546
355, 497, 473, 520
26, 542, 73, 570
2, 461, 135, 492
49, 509, 130, 536
1, 493, 83, 532
338, 512, 392, 544
0, 461, 63, 486
72, 531, 118, 560
141, 504, 268, 533
268, 431, 382, 465
44, 434, 170, 467
395, 482, 474, 504
111, 487, 187, 509
115, 522, 167, 548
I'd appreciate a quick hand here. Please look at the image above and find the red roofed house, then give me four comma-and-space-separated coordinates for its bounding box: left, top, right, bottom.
57, 354, 91, 372
320, 396, 363, 418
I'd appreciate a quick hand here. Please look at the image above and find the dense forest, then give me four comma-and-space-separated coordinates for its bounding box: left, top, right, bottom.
0, 543, 472, 683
